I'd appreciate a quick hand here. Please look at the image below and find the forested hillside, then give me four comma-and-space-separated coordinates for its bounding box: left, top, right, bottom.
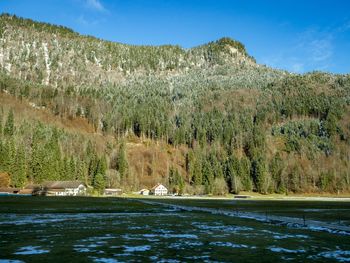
0, 14, 349, 194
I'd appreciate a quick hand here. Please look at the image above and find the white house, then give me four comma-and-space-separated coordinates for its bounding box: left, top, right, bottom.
150, 183, 168, 196
42, 181, 87, 196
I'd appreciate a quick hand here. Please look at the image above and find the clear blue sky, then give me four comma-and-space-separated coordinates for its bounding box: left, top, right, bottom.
1, 0, 350, 73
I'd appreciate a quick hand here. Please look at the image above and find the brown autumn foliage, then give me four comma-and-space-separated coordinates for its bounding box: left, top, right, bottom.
0, 172, 10, 188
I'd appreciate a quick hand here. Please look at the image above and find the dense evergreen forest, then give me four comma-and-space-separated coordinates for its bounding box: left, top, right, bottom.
0, 14, 349, 194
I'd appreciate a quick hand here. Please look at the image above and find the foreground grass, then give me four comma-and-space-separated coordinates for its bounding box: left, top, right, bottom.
1, 196, 350, 262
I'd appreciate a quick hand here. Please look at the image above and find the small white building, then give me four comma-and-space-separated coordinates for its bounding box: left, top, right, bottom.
150, 183, 168, 196
104, 188, 123, 196
139, 189, 150, 195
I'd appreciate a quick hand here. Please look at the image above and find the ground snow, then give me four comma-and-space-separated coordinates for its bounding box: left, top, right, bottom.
0, 260, 25, 263
313, 250, 350, 262
209, 242, 252, 249
268, 246, 306, 254
123, 245, 151, 252
14, 246, 50, 255
91, 257, 121, 263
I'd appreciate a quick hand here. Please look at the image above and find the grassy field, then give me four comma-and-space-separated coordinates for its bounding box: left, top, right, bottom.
1, 196, 350, 262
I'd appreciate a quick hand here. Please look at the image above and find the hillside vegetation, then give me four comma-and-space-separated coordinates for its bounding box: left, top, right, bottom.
0, 14, 350, 195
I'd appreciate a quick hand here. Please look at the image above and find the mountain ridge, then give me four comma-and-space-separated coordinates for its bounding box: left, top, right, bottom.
0, 13, 258, 90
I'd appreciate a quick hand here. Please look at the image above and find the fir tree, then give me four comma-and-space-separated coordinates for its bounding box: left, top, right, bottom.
116, 141, 128, 178
93, 173, 106, 194
4, 109, 14, 136
0, 107, 3, 135
11, 145, 26, 187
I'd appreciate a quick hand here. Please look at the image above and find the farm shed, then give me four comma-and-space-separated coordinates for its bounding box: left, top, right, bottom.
104, 188, 123, 196
139, 189, 150, 195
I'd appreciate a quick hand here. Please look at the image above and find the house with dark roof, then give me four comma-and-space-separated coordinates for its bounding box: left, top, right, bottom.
42, 181, 87, 196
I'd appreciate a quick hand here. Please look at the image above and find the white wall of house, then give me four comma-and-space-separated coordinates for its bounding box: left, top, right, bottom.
54, 185, 86, 196
154, 184, 168, 196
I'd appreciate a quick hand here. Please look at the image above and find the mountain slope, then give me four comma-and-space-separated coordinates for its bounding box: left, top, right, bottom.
0, 13, 258, 88
0, 14, 350, 195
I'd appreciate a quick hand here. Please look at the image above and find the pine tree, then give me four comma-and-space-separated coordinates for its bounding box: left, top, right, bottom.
93, 173, 106, 194
60, 156, 70, 180
4, 109, 14, 136
0, 139, 4, 171
4, 138, 16, 174
69, 156, 76, 180
96, 156, 107, 177
190, 150, 203, 186
48, 128, 61, 179
0, 107, 3, 135
116, 141, 128, 178
76, 159, 87, 182
86, 141, 98, 184
225, 155, 241, 194
202, 157, 214, 194
169, 167, 185, 194
251, 153, 269, 194
11, 145, 26, 187
240, 156, 252, 191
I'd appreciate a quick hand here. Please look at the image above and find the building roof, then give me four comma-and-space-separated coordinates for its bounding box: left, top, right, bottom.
24, 184, 41, 189
151, 183, 167, 190
42, 181, 86, 189
104, 188, 122, 192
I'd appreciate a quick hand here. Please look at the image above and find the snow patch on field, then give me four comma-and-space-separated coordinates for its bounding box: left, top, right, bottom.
210, 242, 253, 249
90, 257, 121, 263
143, 233, 198, 239
0, 214, 67, 225
80, 234, 116, 242
168, 240, 203, 249
14, 246, 50, 255
310, 250, 350, 262
0, 212, 189, 227
285, 223, 350, 236
74, 247, 92, 253
192, 222, 253, 233
0, 260, 25, 263
122, 234, 144, 241
261, 230, 309, 240
268, 246, 306, 254
74, 234, 116, 253
123, 245, 151, 252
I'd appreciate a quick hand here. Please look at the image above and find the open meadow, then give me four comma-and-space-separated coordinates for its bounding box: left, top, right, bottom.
1, 196, 350, 262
